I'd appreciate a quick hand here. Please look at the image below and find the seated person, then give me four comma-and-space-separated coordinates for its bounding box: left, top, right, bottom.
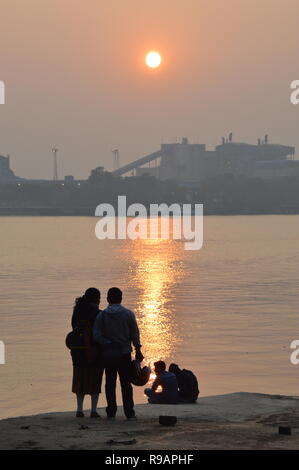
144, 361, 179, 404
169, 363, 199, 403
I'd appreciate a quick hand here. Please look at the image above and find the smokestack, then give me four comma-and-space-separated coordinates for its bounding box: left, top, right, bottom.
112, 148, 120, 171
52, 147, 59, 181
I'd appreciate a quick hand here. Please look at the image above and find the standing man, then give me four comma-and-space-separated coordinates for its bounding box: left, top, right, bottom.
93, 287, 143, 420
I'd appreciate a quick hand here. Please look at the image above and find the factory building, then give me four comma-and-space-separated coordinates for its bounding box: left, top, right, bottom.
0, 155, 18, 182
119, 135, 296, 183
0, 134, 297, 185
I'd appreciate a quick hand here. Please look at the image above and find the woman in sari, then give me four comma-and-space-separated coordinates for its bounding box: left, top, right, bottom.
71, 287, 103, 417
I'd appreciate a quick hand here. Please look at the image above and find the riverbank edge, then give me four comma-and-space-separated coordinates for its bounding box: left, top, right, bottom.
1, 392, 299, 450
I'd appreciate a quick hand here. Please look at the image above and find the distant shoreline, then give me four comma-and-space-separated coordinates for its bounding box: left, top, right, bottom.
0, 209, 299, 218
0, 208, 299, 216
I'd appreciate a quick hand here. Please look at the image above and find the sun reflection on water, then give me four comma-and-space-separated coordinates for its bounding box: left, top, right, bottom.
120, 236, 187, 367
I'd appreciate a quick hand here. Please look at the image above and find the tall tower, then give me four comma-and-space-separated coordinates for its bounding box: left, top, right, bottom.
112, 148, 120, 171
52, 147, 59, 181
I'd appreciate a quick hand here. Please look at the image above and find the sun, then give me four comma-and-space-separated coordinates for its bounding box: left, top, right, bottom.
145, 51, 162, 69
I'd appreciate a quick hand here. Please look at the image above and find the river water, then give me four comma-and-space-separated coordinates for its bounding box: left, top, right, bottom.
0, 215, 298, 418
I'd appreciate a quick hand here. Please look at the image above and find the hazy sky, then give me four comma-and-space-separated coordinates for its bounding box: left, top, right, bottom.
0, 0, 299, 179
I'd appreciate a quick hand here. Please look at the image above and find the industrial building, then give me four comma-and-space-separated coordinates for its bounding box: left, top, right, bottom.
0, 155, 19, 182
0, 154, 82, 186
113, 136, 297, 183
1, 135, 297, 186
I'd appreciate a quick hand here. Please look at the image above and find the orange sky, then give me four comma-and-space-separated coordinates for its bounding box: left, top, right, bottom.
0, 0, 299, 178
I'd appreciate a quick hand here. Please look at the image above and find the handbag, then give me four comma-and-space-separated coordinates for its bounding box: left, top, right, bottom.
65, 322, 99, 365
130, 360, 151, 386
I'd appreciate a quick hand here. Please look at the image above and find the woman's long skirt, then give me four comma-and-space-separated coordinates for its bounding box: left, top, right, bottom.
72, 366, 103, 395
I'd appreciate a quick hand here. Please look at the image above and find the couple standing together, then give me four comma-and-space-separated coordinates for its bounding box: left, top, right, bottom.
71, 287, 143, 419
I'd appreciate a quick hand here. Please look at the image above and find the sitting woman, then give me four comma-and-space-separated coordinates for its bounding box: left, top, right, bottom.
70, 287, 103, 418
169, 363, 199, 403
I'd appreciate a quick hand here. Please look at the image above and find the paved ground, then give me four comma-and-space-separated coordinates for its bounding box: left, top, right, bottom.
1, 392, 299, 450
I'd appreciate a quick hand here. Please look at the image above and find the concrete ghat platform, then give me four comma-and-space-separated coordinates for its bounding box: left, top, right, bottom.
1, 393, 299, 450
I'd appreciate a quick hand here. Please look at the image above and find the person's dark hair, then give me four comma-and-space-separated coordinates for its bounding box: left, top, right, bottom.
154, 360, 166, 372
84, 287, 101, 303
169, 363, 180, 375
74, 287, 101, 311
107, 287, 122, 304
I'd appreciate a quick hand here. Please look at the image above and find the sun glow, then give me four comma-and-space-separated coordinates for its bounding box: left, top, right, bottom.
145, 51, 162, 68
120, 228, 187, 365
